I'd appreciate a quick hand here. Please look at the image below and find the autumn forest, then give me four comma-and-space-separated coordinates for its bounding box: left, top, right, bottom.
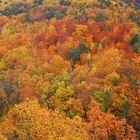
0, 0, 140, 139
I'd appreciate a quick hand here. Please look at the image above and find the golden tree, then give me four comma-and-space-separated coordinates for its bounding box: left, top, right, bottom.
0, 99, 88, 140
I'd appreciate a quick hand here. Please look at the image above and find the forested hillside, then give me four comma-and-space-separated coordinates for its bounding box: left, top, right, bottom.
0, 0, 140, 139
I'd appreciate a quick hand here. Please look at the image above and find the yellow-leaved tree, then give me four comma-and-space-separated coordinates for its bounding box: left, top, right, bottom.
0, 99, 88, 140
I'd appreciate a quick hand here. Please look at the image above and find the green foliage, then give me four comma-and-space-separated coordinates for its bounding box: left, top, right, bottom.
95, 12, 108, 22
34, 0, 43, 5
134, 43, 140, 53
109, 135, 116, 140
64, 98, 84, 118
129, 13, 140, 25
3, 76, 21, 106
128, 34, 140, 53
52, 81, 74, 101
44, 7, 66, 20
67, 43, 89, 65
24, 13, 32, 23
0, 61, 5, 81
120, 99, 129, 117
106, 71, 120, 87
0, 89, 9, 119
0, 0, 139, 138
0, 2, 28, 16
4, 21, 19, 35
128, 75, 139, 86
129, 34, 140, 45
92, 90, 111, 112
44, 7, 56, 19
56, 86, 74, 101
101, 0, 111, 7
60, 0, 71, 6
46, 80, 78, 118
41, 85, 49, 104
0, 61, 5, 70
0, 74, 4, 81
111, 78, 119, 86
49, 70, 71, 95
55, 10, 66, 19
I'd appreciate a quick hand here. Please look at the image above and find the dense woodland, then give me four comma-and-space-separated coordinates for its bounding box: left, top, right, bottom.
0, 0, 140, 139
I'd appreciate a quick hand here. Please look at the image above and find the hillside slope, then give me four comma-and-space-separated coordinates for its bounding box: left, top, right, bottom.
0, 0, 140, 139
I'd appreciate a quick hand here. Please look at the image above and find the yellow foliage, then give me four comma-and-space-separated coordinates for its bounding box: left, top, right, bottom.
0, 131, 7, 140
98, 43, 103, 51
92, 48, 122, 72
47, 25, 57, 34
106, 71, 120, 81
71, 0, 94, 6
74, 24, 88, 37
55, 82, 74, 100
133, 56, 140, 66
43, 0, 59, 6
112, 93, 128, 111
0, 99, 88, 140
